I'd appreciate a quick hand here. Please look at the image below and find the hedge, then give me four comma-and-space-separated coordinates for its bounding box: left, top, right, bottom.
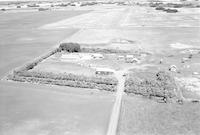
14, 48, 60, 72
14, 71, 117, 85
9, 73, 117, 92
81, 47, 132, 54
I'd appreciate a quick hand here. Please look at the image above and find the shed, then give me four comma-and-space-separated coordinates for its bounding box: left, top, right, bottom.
169, 65, 177, 72
91, 53, 104, 59
125, 55, 139, 63
95, 68, 114, 75
117, 55, 125, 60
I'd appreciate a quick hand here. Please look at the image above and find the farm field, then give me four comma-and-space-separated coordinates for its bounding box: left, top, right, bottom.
0, 9, 115, 135
119, 95, 200, 135
0, 10, 89, 78
58, 7, 200, 53
0, 81, 114, 135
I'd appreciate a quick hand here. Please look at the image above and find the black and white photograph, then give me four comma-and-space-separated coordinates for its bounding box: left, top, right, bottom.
0, 0, 200, 135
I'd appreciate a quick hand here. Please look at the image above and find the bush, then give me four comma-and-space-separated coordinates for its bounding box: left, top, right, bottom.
125, 71, 177, 102
38, 8, 49, 11
155, 6, 165, 10
59, 43, 81, 52
173, 4, 183, 8
1, 8, 6, 11
164, 8, 178, 13
82, 47, 131, 54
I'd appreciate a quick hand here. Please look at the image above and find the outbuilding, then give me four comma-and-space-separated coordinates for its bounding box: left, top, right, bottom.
91, 53, 104, 59
125, 55, 139, 63
169, 65, 177, 72
117, 55, 125, 60
95, 68, 114, 75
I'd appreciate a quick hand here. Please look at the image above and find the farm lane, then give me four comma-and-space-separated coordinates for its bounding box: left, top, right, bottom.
107, 67, 134, 135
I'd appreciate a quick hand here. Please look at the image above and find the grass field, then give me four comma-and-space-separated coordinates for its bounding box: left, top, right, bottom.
119, 95, 200, 135
0, 9, 116, 135
0, 10, 89, 78
0, 81, 114, 135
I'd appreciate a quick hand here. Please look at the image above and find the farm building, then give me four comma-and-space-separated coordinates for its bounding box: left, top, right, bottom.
91, 53, 104, 59
95, 68, 115, 75
169, 65, 177, 72
126, 55, 134, 59
117, 55, 125, 60
125, 55, 139, 63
